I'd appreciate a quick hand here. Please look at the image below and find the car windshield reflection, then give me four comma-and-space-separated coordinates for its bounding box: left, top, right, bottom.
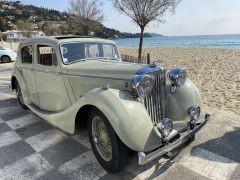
60, 42, 120, 64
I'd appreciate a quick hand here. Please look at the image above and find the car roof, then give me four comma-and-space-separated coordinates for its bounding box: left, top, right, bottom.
19, 35, 115, 46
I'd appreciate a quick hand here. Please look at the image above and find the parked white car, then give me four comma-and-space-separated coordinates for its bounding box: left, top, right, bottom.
0, 46, 17, 63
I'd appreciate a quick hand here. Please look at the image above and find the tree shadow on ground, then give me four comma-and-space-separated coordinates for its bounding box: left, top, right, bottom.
122, 138, 195, 180
191, 127, 240, 163
0, 98, 17, 108
122, 127, 240, 179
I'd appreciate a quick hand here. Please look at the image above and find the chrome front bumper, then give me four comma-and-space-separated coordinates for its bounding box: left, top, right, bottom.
138, 113, 211, 165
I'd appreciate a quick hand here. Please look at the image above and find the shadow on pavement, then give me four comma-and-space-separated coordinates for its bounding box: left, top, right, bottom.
123, 137, 195, 180
191, 127, 240, 163
0, 98, 18, 108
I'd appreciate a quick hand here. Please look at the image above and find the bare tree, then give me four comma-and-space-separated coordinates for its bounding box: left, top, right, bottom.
112, 0, 180, 62
69, 0, 104, 35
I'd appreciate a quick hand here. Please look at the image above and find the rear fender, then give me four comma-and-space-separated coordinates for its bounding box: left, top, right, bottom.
11, 69, 30, 104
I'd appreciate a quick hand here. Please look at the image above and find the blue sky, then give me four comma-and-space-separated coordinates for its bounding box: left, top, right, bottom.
20, 0, 240, 36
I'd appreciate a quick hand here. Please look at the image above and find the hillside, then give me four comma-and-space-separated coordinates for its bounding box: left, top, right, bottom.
0, 1, 153, 39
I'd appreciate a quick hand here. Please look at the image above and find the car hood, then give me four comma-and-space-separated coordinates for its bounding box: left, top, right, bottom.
64, 60, 150, 99
65, 60, 146, 81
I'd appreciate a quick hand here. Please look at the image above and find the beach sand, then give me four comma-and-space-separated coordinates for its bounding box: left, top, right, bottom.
120, 47, 240, 115
1, 42, 239, 116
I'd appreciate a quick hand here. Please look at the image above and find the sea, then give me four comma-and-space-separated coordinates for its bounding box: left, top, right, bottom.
114, 34, 240, 49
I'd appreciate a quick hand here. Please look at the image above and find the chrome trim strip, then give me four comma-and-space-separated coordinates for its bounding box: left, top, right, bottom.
20, 67, 131, 81
64, 73, 131, 81
35, 69, 62, 75
138, 113, 211, 165
22, 67, 62, 75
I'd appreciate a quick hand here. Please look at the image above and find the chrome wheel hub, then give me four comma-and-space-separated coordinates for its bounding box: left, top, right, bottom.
92, 116, 112, 161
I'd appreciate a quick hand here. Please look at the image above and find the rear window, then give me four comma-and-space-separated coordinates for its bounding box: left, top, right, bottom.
22, 46, 32, 64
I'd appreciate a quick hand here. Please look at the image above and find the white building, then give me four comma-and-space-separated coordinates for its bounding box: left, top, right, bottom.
2, 4, 16, 10
4, 30, 22, 42
4, 30, 45, 42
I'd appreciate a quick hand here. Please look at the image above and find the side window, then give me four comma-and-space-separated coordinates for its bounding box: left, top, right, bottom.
38, 45, 57, 66
102, 44, 119, 59
85, 44, 99, 58
22, 46, 33, 64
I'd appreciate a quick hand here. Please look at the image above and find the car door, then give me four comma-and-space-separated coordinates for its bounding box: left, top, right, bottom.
34, 44, 71, 112
20, 45, 40, 106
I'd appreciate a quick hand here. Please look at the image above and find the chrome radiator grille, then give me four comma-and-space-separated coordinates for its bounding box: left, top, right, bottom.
143, 70, 166, 125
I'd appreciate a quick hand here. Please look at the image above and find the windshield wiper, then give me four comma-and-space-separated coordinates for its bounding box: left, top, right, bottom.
83, 57, 118, 61
68, 57, 119, 64
109, 58, 118, 61
96, 57, 119, 61
66, 59, 86, 64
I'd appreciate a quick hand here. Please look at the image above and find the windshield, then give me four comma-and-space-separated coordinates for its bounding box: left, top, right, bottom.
60, 42, 120, 64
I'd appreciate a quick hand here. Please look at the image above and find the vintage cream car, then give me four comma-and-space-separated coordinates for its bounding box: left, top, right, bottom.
11, 36, 210, 173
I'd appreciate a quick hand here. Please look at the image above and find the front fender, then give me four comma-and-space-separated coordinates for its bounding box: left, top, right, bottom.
82, 88, 162, 152
166, 79, 202, 129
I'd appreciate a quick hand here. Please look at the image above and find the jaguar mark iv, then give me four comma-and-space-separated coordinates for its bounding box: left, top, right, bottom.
11, 36, 210, 173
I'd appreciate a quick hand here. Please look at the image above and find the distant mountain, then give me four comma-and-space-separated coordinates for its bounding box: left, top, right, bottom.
0, 0, 150, 39
145, 32, 164, 37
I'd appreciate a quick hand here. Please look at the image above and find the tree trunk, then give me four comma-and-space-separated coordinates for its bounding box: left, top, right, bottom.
138, 27, 145, 63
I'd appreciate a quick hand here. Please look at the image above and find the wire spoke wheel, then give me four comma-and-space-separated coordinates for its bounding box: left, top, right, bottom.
88, 108, 127, 173
92, 116, 113, 161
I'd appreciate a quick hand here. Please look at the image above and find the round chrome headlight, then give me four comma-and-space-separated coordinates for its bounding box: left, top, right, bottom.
134, 74, 155, 98
168, 67, 187, 87
159, 118, 173, 137
188, 106, 201, 121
